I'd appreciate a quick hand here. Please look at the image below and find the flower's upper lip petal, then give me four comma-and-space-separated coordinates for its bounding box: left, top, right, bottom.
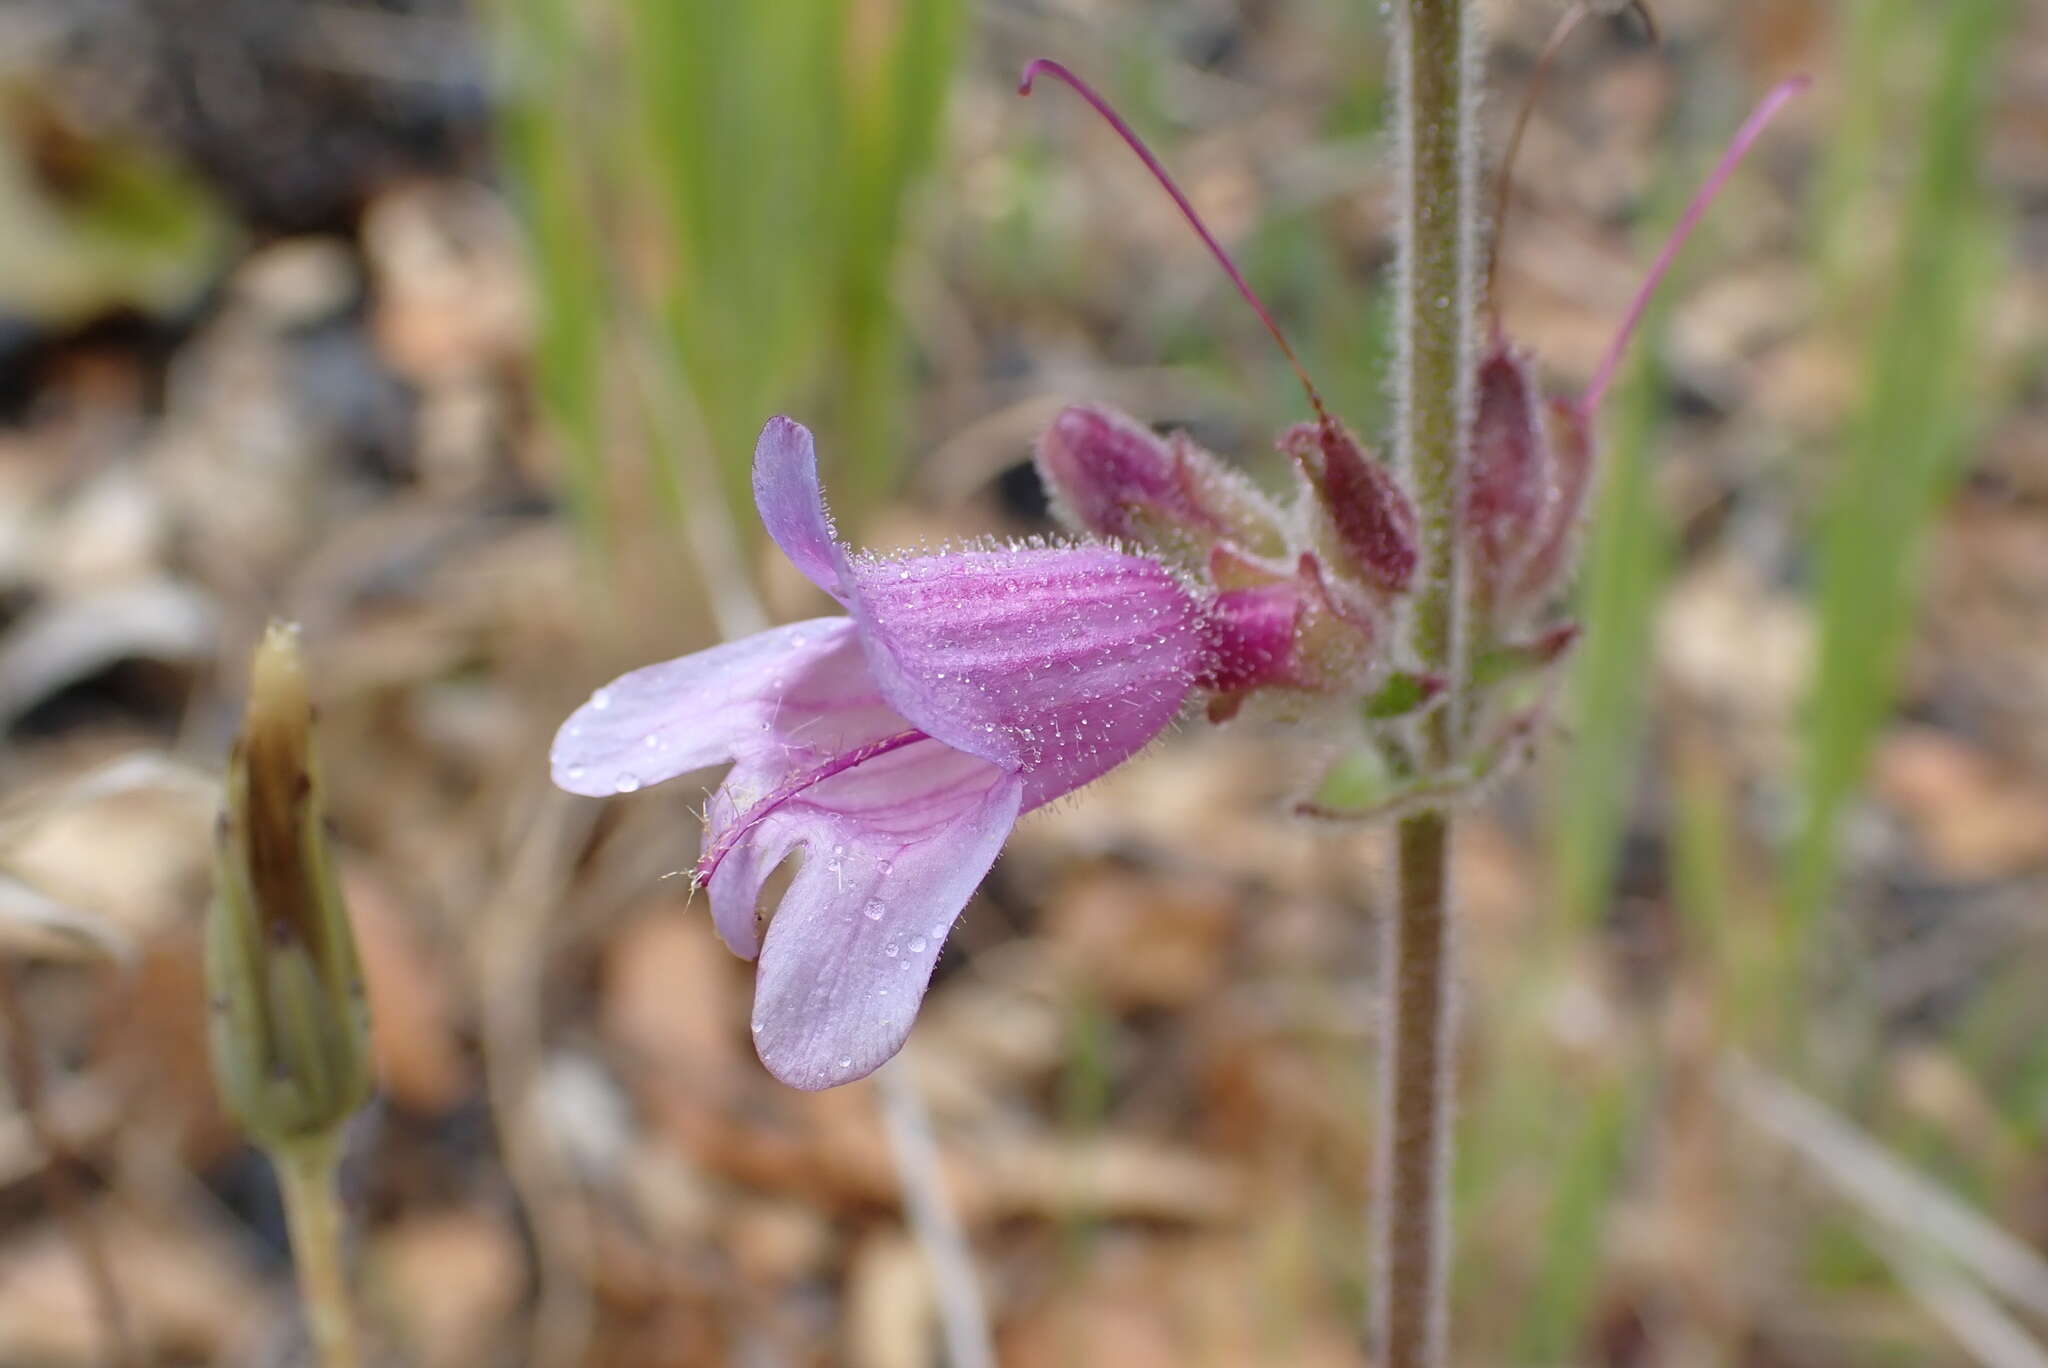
549, 617, 858, 796
840, 545, 1204, 805
753, 417, 849, 599
716, 746, 1023, 1090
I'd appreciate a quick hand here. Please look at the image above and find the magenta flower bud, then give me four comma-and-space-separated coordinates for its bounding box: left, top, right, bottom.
553, 418, 1213, 1089
1465, 340, 1554, 590
1463, 337, 1598, 627
1036, 404, 1285, 569
1282, 420, 1419, 598
1460, 339, 1600, 631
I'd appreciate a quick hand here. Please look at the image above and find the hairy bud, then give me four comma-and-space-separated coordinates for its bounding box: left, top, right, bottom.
1282, 420, 1419, 597
1036, 405, 1286, 570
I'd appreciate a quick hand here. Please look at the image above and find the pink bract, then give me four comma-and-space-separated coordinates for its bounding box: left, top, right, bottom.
551, 418, 1208, 1088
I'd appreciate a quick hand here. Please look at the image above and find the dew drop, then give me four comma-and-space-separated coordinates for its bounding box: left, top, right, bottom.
863, 899, 885, 921
614, 773, 642, 793
908, 936, 927, 954
590, 689, 613, 711
884, 941, 899, 958
751, 1019, 764, 1034
643, 734, 662, 749
565, 765, 587, 782
877, 859, 893, 875
837, 1057, 852, 1070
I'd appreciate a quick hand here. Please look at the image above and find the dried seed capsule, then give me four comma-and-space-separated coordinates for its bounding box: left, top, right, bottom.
207, 623, 370, 1146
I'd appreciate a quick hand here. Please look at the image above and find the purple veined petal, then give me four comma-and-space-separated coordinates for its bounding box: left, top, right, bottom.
752, 417, 848, 598
704, 735, 1025, 1089
701, 698, 929, 959
550, 616, 858, 797
843, 544, 1205, 808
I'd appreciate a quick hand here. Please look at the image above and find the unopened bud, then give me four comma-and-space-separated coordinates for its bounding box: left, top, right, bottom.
207, 623, 370, 1147
1461, 341, 1599, 629
1036, 405, 1285, 570
1283, 420, 1418, 597
1466, 341, 1553, 585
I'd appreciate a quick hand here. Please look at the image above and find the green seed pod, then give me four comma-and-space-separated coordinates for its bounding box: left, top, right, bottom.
206, 622, 370, 1148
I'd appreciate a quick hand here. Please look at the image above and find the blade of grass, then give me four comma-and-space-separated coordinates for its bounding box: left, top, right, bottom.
491, 0, 611, 567
1813, 0, 1914, 302
1512, 1073, 1641, 1363
832, 0, 967, 513
1785, 0, 2009, 961
1550, 213, 1678, 936
1722, 1057, 2048, 1323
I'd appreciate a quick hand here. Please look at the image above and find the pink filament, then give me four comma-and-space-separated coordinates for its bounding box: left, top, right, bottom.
1578, 74, 1812, 419
1020, 58, 1331, 426
694, 729, 932, 886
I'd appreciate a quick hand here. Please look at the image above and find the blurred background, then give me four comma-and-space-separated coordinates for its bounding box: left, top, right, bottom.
0, 0, 2043, 1363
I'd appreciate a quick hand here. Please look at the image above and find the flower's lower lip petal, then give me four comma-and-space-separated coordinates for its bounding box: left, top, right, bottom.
752, 417, 849, 599
549, 617, 857, 796
738, 756, 1024, 1091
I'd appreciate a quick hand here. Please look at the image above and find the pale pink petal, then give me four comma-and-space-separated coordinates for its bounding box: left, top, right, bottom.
752, 417, 847, 597
705, 737, 1024, 1089
702, 691, 920, 959
843, 546, 1204, 808
550, 617, 857, 796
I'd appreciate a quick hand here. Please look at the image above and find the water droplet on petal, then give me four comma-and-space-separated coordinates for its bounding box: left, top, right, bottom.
837, 1057, 852, 1070
751, 1019, 764, 1033
877, 860, 893, 875
908, 936, 927, 954
614, 773, 642, 793
590, 689, 612, 711
565, 765, 587, 782
863, 899, 885, 921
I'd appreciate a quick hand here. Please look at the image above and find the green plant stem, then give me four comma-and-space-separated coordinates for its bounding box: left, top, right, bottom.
274, 1133, 362, 1368
1381, 811, 1456, 1364
1379, 2, 1476, 1365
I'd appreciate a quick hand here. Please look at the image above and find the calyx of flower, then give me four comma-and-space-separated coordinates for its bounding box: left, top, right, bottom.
1282, 419, 1419, 599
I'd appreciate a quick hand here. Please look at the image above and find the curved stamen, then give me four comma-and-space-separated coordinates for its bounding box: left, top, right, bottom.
1487, 3, 1661, 332
694, 728, 932, 886
1020, 57, 1332, 428
1578, 73, 1812, 419
1486, 2, 1600, 331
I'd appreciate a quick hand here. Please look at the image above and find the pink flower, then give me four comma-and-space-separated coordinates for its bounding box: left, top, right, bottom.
552, 418, 1209, 1088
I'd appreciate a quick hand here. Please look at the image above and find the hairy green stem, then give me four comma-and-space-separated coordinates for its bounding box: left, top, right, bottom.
1381, 811, 1456, 1364
275, 1134, 363, 1368
1378, 1, 1477, 1364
